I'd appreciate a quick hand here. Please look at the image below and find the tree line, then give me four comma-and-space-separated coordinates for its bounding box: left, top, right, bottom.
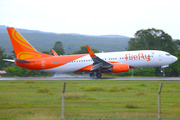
0, 32, 128, 55
1, 28, 180, 77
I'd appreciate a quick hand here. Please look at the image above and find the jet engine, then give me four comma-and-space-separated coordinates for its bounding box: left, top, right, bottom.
112, 64, 129, 73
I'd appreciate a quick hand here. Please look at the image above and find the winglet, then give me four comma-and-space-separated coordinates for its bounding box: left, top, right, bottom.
86, 45, 96, 57
86, 45, 112, 71
51, 49, 58, 56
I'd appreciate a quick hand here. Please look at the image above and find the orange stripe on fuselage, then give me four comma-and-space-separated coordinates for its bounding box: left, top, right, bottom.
16, 54, 88, 70
75, 64, 93, 72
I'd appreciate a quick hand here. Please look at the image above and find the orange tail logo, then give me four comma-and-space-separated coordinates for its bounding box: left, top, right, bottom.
7, 27, 52, 60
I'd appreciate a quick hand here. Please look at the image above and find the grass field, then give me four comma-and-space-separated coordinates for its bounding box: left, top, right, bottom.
0, 80, 180, 119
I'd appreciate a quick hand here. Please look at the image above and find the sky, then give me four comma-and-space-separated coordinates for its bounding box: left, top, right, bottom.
0, 0, 180, 39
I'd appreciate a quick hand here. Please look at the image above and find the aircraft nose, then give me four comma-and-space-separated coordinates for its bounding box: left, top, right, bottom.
172, 56, 178, 62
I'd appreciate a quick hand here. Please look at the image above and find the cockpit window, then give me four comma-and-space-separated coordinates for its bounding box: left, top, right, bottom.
166, 54, 170, 56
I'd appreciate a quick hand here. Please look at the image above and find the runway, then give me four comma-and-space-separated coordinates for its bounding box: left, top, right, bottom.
0, 77, 180, 81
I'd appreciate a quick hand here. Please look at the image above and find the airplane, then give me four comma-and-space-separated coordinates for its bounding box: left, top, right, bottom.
51, 49, 58, 56
3, 27, 178, 78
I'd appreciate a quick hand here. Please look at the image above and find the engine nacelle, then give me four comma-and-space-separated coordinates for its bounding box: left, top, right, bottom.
112, 64, 129, 73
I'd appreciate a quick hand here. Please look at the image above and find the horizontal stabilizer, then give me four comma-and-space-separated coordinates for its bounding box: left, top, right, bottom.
3, 59, 15, 62
15, 58, 31, 64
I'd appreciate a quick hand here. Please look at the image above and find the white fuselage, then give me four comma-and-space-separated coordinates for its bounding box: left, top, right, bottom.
43, 50, 178, 73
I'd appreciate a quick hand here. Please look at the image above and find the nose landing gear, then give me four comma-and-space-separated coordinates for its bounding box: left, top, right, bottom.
160, 67, 165, 77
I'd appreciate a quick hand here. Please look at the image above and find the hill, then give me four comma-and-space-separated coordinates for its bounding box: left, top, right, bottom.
0, 25, 129, 55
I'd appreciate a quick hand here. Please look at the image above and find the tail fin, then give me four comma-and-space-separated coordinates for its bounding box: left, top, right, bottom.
7, 27, 52, 60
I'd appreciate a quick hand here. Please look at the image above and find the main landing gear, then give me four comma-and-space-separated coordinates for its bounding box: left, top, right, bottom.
89, 71, 102, 78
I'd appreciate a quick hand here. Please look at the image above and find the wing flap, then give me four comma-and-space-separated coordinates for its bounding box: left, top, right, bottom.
91, 63, 102, 71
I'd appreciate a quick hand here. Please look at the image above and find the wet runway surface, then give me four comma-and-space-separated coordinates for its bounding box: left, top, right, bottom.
0, 77, 180, 81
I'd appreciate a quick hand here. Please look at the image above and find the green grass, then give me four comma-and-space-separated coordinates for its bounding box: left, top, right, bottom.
0, 80, 180, 119
37, 87, 51, 93
81, 85, 106, 91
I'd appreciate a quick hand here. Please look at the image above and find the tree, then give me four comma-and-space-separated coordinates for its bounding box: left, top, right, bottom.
0, 47, 6, 69
174, 39, 180, 50
72, 46, 99, 54
52, 41, 65, 55
3, 66, 51, 77
11, 50, 16, 58
127, 28, 180, 77
127, 28, 177, 53
165, 51, 180, 77
42, 51, 50, 54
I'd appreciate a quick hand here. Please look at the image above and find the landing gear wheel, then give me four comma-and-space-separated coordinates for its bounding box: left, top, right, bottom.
89, 72, 95, 78
96, 73, 102, 78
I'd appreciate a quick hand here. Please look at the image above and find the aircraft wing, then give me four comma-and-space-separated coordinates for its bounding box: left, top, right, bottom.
86, 45, 112, 71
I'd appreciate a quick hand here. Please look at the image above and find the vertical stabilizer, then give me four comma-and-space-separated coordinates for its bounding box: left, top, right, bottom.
7, 27, 52, 60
